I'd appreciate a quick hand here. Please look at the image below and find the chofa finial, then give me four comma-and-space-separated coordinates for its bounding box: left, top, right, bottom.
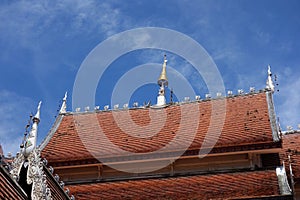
266, 65, 275, 92
59, 92, 67, 114
34, 101, 42, 121
24, 101, 41, 157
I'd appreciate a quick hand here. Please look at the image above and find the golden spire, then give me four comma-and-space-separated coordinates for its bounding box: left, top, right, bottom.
158, 55, 168, 87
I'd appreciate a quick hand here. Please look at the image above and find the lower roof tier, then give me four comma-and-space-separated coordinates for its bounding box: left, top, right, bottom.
281, 131, 300, 180
67, 169, 283, 200
0, 165, 27, 200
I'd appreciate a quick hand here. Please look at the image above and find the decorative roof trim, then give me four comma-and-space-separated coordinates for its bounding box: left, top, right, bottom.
266, 91, 280, 142
43, 163, 73, 199
266, 65, 275, 93
10, 148, 52, 199
68, 89, 267, 114
34, 101, 42, 121
276, 164, 292, 195
282, 130, 300, 135
39, 114, 64, 150
23, 101, 41, 157
59, 92, 67, 114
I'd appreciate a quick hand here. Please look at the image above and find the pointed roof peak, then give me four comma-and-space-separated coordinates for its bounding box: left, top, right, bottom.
34, 101, 42, 121
60, 91, 68, 114
63, 91, 67, 101
266, 65, 275, 92
22, 101, 41, 157
268, 64, 272, 75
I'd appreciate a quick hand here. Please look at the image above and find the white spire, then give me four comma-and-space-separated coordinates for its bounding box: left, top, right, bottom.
157, 55, 168, 106
24, 101, 41, 157
266, 65, 275, 92
59, 92, 67, 114
34, 101, 42, 120
10, 101, 53, 199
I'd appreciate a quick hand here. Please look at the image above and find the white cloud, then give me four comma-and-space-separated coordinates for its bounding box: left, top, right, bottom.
0, 0, 126, 47
0, 90, 34, 156
275, 72, 300, 130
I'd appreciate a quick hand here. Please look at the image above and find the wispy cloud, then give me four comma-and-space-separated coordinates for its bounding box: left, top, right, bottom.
0, 90, 34, 155
0, 0, 127, 50
275, 69, 300, 130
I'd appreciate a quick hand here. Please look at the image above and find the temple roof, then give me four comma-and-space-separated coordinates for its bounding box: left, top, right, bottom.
67, 170, 281, 200
0, 165, 27, 200
41, 90, 279, 164
281, 130, 300, 180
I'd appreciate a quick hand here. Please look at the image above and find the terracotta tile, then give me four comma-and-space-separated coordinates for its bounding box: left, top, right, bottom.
281, 132, 300, 179
42, 92, 275, 163
67, 170, 279, 200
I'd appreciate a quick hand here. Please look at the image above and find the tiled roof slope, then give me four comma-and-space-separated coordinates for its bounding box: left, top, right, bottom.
281, 131, 300, 179
0, 165, 27, 200
67, 170, 280, 200
42, 91, 277, 163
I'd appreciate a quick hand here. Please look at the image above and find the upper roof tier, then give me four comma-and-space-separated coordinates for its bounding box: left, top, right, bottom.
41, 90, 280, 164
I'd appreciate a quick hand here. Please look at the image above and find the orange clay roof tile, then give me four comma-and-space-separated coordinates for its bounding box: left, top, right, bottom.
281, 131, 300, 179
67, 170, 280, 200
0, 166, 27, 200
42, 92, 277, 163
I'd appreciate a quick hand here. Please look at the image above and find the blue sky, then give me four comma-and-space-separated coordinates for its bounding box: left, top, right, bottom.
0, 0, 300, 155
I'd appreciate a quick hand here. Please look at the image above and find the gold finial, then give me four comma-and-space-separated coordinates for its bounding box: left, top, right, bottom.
158, 55, 168, 86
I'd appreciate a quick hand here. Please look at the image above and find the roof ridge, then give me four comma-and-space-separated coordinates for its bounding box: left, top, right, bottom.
67, 89, 268, 115
282, 130, 300, 135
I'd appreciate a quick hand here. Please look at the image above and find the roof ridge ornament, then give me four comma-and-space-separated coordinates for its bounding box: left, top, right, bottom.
24, 101, 41, 157
157, 55, 168, 106
10, 101, 52, 199
34, 101, 42, 121
158, 55, 168, 87
59, 92, 67, 114
266, 65, 275, 93
10, 149, 52, 199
